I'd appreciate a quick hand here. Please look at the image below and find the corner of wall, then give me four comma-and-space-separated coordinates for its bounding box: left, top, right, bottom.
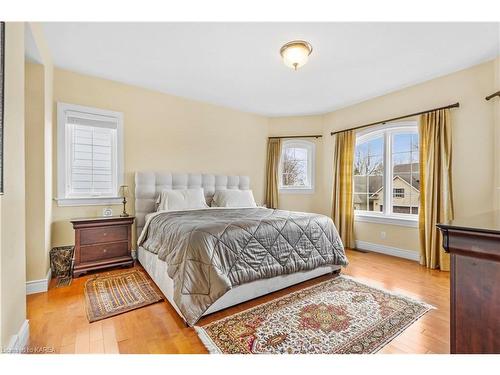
24, 23, 54, 283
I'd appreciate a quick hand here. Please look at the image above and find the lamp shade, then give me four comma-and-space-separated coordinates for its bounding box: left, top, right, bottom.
119, 185, 129, 197
280, 40, 313, 70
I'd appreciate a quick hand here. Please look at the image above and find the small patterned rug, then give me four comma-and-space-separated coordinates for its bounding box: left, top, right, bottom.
195, 275, 433, 354
84, 270, 163, 322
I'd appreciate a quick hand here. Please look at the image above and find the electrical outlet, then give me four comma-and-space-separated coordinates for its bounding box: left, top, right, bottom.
380, 231, 386, 239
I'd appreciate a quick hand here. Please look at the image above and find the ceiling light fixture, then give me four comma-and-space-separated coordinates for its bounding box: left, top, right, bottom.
280, 40, 313, 71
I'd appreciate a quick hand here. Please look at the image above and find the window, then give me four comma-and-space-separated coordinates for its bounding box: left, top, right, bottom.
353, 122, 419, 225
279, 140, 315, 193
393, 188, 405, 198
57, 103, 124, 206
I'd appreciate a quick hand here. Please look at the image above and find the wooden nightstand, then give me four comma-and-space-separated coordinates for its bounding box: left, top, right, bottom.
71, 216, 135, 277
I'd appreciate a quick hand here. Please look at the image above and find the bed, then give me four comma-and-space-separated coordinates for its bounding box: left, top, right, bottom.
135, 172, 348, 326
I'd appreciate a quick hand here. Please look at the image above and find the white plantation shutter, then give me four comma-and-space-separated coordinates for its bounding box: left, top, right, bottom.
57, 103, 123, 204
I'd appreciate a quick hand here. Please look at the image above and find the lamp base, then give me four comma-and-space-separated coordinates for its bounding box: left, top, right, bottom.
120, 197, 128, 217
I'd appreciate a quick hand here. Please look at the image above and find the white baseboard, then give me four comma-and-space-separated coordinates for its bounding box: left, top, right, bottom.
355, 240, 420, 262
6, 320, 29, 354
26, 268, 52, 295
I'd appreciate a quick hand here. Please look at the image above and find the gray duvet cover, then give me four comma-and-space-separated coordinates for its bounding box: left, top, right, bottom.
138, 207, 348, 326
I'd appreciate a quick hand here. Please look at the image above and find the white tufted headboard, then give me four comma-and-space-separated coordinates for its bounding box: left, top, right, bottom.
134, 172, 251, 239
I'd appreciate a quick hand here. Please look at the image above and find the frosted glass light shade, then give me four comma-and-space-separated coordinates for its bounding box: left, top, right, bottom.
280, 41, 313, 70
119, 185, 129, 197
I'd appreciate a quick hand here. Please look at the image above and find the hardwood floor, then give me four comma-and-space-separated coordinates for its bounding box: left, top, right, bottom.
26, 249, 450, 354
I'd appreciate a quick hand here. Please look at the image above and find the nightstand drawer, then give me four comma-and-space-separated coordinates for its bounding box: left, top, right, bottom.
80, 226, 128, 245
80, 242, 129, 263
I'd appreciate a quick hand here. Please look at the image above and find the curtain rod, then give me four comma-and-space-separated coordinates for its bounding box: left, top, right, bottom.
486, 91, 500, 101
330, 102, 460, 136
268, 135, 323, 139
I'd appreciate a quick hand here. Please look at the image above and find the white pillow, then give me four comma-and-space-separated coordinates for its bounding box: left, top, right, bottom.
211, 190, 257, 208
157, 188, 208, 211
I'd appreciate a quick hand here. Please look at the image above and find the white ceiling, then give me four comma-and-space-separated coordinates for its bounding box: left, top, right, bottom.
39, 22, 499, 117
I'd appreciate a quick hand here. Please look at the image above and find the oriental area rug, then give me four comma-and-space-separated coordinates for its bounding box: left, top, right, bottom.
195, 275, 433, 354
84, 270, 163, 322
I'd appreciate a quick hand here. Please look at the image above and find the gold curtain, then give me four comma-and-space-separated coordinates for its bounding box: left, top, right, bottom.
331, 130, 355, 249
419, 109, 454, 271
265, 138, 282, 209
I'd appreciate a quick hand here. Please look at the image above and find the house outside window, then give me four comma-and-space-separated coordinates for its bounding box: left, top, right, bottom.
279, 140, 315, 193
57, 102, 124, 206
353, 121, 419, 226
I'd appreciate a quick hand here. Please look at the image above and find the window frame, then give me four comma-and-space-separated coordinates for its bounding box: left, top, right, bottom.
56, 102, 124, 207
353, 121, 419, 227
278, 139, 315, 194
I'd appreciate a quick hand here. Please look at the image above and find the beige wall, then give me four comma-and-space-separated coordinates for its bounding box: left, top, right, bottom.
24, 23, 54, 283
268, 115, 328, 214
50, 69, 269, 247
494, 57, 500, 209
269, 60, 497, 254
25, 60, 53, 281
0, 23, 26, 347
34, 23, 54, 283
25, 63, 46, 280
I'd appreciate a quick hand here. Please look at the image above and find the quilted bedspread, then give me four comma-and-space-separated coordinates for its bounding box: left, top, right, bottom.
138, 207, 348, 326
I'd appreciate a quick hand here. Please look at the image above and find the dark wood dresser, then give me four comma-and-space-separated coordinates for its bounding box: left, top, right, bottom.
71, 216, 135, 277
437, 211, 500, 354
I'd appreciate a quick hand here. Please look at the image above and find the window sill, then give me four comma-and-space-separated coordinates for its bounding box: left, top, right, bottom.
55, 197, 123, 207
279, 188, 315, 195
354, 213, 418, 228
